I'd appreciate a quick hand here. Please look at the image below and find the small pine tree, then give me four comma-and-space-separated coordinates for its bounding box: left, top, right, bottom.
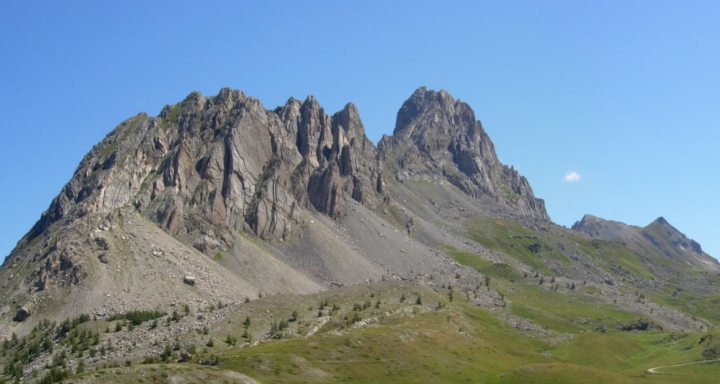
206, 338, 214, 348
161, 344, 173, 362
416, 296, 422, 305
243, 316, 251, 328
400, 294, 406, 303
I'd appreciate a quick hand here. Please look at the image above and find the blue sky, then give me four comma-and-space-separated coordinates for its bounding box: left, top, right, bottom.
1, 1, 719, 260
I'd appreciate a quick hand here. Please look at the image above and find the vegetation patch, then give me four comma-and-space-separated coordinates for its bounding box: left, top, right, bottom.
464, 218, 569, 274
442, 245, 522, 281
107, 310, 167, 326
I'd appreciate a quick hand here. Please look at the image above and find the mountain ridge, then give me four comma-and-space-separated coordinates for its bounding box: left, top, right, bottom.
3, 87, 715, 326
572, 213, 718, 271
1, 87, 719, 383
0, 87, 552, 333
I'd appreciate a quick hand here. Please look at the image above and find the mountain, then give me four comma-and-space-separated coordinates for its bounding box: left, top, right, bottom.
0, 87, 551, 329
1, 87, 719, 383
379, 87, 548, 219
572, 214, 719, 272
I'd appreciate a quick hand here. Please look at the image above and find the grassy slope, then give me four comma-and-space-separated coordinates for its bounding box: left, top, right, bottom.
210, 286, 719, 383
184, 216, 720, 384
18, 277, 716, 384
8, 193, 720, 383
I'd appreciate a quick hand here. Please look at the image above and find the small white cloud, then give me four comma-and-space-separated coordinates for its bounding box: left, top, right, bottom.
564, 171, 581, 182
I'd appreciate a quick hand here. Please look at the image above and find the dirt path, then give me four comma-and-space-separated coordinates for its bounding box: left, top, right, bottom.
646, 359, 720, 374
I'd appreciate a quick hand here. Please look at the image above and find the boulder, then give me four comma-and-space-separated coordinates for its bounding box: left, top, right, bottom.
180, 351, 193, 362
13, 306, 31, 322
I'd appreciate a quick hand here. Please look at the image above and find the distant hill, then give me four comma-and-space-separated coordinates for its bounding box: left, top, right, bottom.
573, 214, 719, 272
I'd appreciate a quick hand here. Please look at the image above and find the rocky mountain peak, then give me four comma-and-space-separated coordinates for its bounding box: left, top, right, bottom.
653, 216, 669, 226
14, 89, 388, 265
385, 87, 548, 220
394, 87, 476, 144
571, 214, 634, 240
3, 87, 559, 319
572, 213, 717, 271
645, 216, 703, 255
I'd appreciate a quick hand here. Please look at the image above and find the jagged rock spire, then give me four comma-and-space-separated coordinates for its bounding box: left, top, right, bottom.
382, 87, 548, 219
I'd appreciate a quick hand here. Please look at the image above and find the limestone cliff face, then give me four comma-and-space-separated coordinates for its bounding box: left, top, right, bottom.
7, 86, 550, 298
22, 88, 387, 259
380, 87, 548, 219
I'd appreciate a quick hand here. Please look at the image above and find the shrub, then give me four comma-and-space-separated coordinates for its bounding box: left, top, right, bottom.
225, 335, 237, 345
108, 310, 166, 325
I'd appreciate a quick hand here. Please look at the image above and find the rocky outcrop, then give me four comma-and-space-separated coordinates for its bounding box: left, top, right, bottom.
2, 86, 555, 323
379, 87, 548, 219
13, 306, 31, 322
17, 89, 387, 259
571, 214, 637, 240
